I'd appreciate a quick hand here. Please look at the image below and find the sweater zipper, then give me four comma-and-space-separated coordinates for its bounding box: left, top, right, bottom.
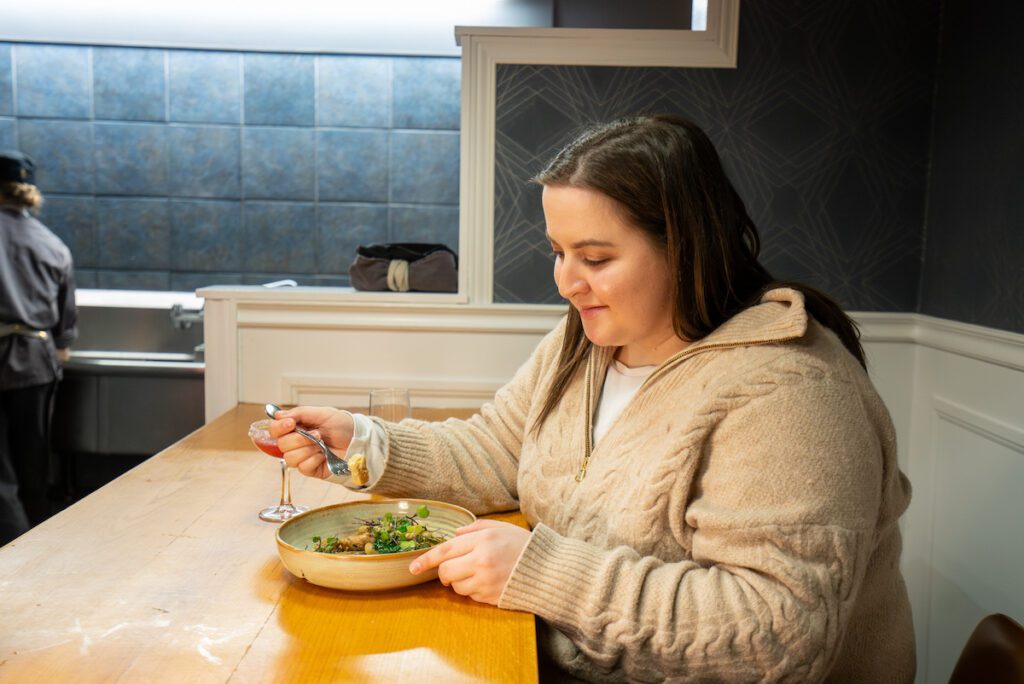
577, 353, 595, 482
575, 335, 797, 482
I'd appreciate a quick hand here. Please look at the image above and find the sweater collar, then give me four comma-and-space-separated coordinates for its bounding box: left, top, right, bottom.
589, 287, 810, 378
689, 287, 808, 352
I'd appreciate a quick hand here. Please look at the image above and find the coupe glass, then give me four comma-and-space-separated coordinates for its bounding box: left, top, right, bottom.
249, 419, 309, 522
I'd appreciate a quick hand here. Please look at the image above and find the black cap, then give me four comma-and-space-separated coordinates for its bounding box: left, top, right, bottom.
0, 150, 36, 185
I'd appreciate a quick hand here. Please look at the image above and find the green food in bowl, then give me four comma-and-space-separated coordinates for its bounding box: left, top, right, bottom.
310, 506, 447, 555
275, 498, 476, 591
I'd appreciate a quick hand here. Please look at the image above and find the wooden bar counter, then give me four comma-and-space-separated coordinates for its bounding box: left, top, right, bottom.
0, 404, 537, 683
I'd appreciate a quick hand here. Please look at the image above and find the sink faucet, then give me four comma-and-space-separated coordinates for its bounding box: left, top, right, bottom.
170, 303, 204, 330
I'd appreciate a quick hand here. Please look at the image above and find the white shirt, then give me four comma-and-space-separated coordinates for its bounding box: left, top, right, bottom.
592, 359, 656, 446
334, 359, 656, 489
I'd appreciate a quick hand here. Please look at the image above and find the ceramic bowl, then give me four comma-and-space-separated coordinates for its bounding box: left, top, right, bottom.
276, 498, 475, 591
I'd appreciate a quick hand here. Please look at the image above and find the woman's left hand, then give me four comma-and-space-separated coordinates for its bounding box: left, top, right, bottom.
409, 519, 531, 605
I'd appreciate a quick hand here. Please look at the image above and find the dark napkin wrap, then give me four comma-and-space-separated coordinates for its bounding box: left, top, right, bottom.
348, 243, 458, 293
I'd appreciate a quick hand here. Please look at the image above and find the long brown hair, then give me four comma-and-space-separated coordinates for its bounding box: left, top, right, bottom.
532, 114, 865, 430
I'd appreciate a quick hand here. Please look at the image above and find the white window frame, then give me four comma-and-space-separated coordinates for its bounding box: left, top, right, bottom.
455, 0, 740, 305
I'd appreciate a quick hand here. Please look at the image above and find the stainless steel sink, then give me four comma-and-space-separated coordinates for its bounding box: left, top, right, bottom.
52, 304, 206, 496
64, 350, 204, 377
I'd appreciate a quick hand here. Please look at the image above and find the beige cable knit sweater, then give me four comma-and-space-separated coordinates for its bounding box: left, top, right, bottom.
369, 288, 915, 682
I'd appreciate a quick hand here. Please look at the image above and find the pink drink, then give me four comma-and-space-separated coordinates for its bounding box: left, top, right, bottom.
253, 435, 284, 458
249, 419, 283, 458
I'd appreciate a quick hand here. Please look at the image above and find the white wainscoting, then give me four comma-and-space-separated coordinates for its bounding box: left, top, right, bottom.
200, 289, 565, 418
899, 319, 1024, 683
200, 289, 1024, 682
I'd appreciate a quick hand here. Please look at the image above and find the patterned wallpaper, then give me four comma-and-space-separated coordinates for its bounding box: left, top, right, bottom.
493, 0, 940, 311
919, 0, 1024, 335
0, 43, 460, 291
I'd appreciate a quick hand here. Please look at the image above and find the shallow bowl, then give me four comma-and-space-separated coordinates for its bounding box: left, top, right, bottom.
276, 498, 475, 591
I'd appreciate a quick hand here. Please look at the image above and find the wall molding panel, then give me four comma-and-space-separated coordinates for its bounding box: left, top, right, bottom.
282, 374, 504, 409
932, 396, 1024, 455
899, 330, 1024, 683
914, 394, 1024, 681
915, 315, 1024, 372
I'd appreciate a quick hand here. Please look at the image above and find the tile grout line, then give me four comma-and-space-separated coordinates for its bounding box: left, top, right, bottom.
239, 51, 249, 275
386, 56, 394, 243
313, 53, 321, 278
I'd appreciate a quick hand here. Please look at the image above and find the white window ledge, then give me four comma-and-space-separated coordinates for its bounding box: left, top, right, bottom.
76, 288, 204, 310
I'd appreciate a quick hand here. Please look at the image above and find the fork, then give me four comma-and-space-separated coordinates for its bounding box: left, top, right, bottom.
264, 403, 350, 476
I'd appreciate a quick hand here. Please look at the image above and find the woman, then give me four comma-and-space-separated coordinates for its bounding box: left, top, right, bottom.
0, 150, 77, 546
271, 115, 915, 682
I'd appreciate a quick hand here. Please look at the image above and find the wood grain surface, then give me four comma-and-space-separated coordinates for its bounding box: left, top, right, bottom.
0, 404, 537, 683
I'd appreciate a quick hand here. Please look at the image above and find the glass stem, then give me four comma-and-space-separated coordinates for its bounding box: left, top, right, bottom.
280, 460, 293, 507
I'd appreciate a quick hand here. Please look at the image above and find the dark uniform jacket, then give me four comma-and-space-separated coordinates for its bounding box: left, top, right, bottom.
0, 207, 77, 390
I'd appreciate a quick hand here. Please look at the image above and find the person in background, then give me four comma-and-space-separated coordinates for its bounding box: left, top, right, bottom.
270, 115, 915, 682
0, 150, 77, 546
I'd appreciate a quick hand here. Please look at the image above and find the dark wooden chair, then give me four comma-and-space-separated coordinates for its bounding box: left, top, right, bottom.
949, 613, 1024, 684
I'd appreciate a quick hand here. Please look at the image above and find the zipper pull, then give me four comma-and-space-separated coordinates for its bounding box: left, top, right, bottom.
575, 458, 589, 482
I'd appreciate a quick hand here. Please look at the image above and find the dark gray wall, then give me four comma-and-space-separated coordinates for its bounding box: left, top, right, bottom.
554, 0, 692, 29
493, 0, 940, 311
919, 0, 1024, 334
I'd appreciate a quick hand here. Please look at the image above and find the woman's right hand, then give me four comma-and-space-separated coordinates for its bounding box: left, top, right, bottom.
269, 406, 354, 480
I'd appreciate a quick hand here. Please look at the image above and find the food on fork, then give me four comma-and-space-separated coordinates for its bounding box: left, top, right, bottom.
347, 453, 369, 486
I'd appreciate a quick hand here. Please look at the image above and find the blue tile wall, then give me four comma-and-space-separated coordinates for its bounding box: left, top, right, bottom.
240, 271, 307, 286
390, 131, 460, 204
94, 123, 169, 195
393, 58, 461, 130
75, 270, 98, 288
93, 47, 166, 122
39, 195, 97, 268
243, 202, 316, 273
18, 120, 94, 193
0, 118, 13, 148
242, 127, 315, 200
244, 54, 314, 126
2, 41, 460, 290
389, 205, 459, 248
15, 45, 91, 119
95, 198, 171, 269
170, 200, 244, 271
317, 129, 388, 202
98, 270, 170, 291
169, 126, 241, 198
170, 272, 244, 291
318, 203, 388, 274
169, 51, 241, 124
0, 46, 12, 116
318, 57, 390, 128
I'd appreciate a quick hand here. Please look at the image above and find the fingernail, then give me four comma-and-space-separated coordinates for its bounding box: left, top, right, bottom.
409, 562, 420, 574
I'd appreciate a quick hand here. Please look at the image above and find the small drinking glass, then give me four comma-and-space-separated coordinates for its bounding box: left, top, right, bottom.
249, 419, 309, 523
369, 388, 412, 422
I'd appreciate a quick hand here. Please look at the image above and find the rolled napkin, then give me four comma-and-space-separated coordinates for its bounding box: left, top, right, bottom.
349, 243, 458, 293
